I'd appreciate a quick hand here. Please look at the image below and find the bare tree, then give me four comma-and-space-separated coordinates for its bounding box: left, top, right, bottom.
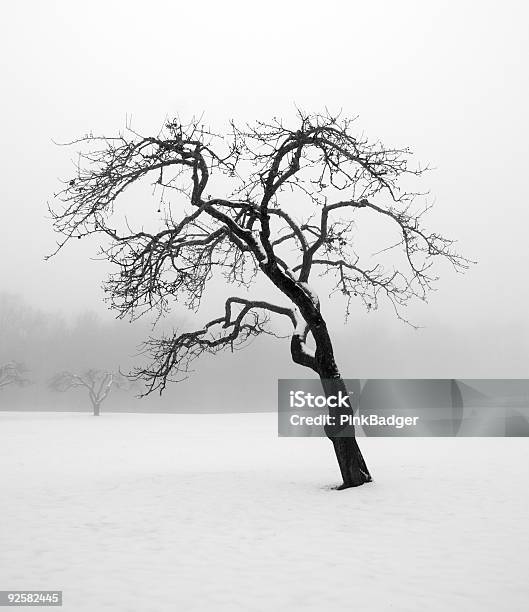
49, 370, 126, 416
0, 361, 30, 390
49, 110, 470, 488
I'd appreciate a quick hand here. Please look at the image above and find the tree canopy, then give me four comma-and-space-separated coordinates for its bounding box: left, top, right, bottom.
50, 110, 470, 393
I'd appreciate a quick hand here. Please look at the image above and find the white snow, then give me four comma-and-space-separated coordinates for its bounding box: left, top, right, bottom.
252, 240, 268, 266
292, 309, 315, 359
293, 308, 309, 338
297, 281, 320, 307
1, 411, 528, 611
294, 315, 305, 336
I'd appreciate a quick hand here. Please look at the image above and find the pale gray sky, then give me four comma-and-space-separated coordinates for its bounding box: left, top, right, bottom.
0, 0, 528, 382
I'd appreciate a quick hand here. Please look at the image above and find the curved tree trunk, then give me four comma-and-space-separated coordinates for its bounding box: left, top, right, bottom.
319, 374, 371, 489
312, 322, 371, 489
290, 309, 372, 488
265, 261, 371, 488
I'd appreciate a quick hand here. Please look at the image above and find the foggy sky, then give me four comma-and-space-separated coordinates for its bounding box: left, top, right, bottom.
1, 0, 528, 389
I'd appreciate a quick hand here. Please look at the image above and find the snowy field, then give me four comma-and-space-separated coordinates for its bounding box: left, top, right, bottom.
1, 412, 528, 611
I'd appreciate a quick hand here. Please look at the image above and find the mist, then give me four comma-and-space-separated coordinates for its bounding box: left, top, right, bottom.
1, 0, 528, 412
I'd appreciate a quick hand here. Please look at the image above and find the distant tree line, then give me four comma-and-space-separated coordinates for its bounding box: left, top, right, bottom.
0, 292, 143, 374
0, 292, 158, 413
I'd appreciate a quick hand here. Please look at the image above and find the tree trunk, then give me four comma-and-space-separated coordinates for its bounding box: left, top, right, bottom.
264, 262, 371, 488
289, 314, 372, 488
92, 401, 101, 416
313, 324, 371, 489
319, 375, 372, 489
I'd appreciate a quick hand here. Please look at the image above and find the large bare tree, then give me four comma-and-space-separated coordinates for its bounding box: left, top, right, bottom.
49, 111, 469, 488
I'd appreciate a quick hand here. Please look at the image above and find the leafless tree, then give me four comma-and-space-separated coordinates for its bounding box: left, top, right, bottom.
49, 110, 470, 488
0, 361, 30, 390
49, 370, 127, 416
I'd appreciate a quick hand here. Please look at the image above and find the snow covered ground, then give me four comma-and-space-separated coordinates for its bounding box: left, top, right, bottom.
1, 411, 528, 611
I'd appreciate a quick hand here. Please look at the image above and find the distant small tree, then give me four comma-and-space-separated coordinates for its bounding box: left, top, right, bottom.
49, 369, 127, 416
0, 362, 30, 390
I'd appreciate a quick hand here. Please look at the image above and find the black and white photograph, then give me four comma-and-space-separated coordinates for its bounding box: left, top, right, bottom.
1, 1, 528, 610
